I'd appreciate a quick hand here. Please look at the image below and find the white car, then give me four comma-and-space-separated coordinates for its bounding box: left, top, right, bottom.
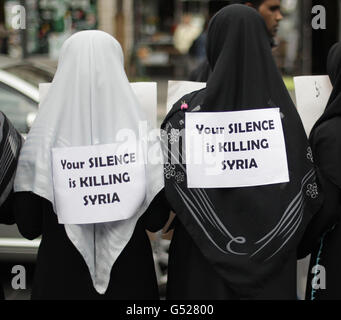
0, 69, 38, 135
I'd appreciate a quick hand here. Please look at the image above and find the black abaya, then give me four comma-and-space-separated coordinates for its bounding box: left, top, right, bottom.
305, 222, 341, 300
167, 219, 297, 300
0, 193, 16, 301
0, 192, 15, 225
188, 60, 211, 82
13, 191, 170, 300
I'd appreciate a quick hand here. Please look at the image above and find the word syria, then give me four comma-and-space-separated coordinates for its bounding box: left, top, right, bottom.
222, 158, 258, 171
83, 193, 120, 206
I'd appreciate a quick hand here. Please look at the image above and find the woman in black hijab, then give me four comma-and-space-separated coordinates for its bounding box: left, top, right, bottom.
161, 5, 322, 300
300, 43, 341, 300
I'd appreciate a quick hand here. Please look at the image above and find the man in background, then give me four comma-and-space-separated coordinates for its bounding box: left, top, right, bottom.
189, 0, 283, 81
242, 0, 283, 39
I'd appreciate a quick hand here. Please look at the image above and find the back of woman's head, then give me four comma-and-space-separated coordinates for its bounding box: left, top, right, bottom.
203, 5, 284, 111
206, 5, 269, 70
55, 30, 125, 83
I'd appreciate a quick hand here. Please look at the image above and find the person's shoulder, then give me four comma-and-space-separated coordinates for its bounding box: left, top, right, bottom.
173, 88, 206, 112
180, 88, 205, 107
162, 88, 206, 127
311, 117, 341, 159
189, 60, 210, 82
314, 117, 341, 142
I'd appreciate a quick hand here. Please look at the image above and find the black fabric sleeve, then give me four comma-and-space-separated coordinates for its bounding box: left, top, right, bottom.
298, 119, 341, 258
0, 191, 15, 225
297, 172, 341, 259
312, 119, 341, 189
12, 192, 44, 240
139, 189, 172, 233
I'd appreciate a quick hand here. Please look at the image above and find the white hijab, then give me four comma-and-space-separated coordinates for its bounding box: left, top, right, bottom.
14, 30, 164, 294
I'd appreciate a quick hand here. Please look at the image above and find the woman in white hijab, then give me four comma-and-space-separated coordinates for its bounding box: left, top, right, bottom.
13, 31, 169, 300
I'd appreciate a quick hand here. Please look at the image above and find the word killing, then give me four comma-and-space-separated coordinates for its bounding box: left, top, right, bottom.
217, 139, 269, 153
80, 172, 130, 188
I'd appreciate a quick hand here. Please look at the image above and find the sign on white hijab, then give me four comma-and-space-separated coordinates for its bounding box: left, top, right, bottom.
39, 82, 158, 225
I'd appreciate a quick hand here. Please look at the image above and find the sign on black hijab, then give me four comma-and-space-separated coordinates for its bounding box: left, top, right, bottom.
162, 5, 322, 298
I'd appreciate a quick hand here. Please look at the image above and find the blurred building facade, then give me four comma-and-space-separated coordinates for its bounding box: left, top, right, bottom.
0, 0, 340, 77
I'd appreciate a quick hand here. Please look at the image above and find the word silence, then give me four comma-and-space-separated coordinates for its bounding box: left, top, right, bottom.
185, 108, 289, 188
52, 143, 146, 224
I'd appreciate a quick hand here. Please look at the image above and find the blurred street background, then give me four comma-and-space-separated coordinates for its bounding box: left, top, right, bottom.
0, 0, 340, 300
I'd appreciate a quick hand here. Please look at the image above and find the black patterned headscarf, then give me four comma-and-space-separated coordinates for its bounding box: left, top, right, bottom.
162, 5, 322, 298
0, 111, 23, 207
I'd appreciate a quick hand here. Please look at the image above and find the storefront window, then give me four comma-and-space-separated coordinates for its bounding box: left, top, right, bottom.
4, 0, 98, 58
133, 0, 229, 79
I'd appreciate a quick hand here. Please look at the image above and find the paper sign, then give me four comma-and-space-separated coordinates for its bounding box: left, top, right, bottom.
167, 80, 206, 112
52, 143, 146, 224
185, 108, 289, 188
294, 76, 332, 136
39, 82, 157, 127
130, 82, 157, 129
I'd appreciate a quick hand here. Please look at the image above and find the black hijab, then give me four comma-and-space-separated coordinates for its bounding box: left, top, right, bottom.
0, 112, 22, 207
162, 5, 321, 298
188, 4, 275, 83
309, 42, 341, 188
188, 60, 212, 82
0, 111, 23, 225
